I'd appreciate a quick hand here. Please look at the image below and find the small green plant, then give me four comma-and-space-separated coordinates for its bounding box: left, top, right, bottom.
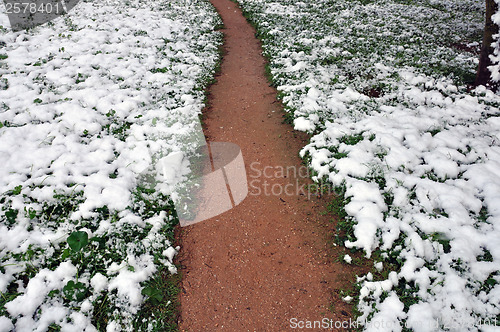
75, 73, 87, 84
476, 206, 490, 225
333, 151, 348, 159
132, 268, 180, 331
430, 232, 451, 253
339, 133, 364, 146
479, 272, 499, 293
0, 78, 8, 90
3, 209, 18, 226
102, 109, 132, 141
63, 280, 87, 302
60, 231, 90, 302
427, 127, 441, 137
477, 248, 493, 262
150, 67, 169, 73
141, 286, 164, 305
67, 231, 89, 252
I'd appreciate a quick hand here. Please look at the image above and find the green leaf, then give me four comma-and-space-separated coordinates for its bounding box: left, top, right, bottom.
141, 286, 164, 304
27, 208, 36, 220
4, 209, 18, 223
61, 248, 71, 260
12, 185, 22, 195
25, 249, 34, 260
486, 277, 497, 287
67, 231, 89, 252
63, 280, 87, 302
90, 236, 106, 250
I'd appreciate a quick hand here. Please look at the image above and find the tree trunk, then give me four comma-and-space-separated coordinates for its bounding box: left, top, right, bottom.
476, 0, 499, 89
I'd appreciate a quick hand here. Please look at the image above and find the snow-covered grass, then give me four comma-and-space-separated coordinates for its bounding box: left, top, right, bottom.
489, 0, 500, 83
0, 0, 221, 330
236, 0, 500, 330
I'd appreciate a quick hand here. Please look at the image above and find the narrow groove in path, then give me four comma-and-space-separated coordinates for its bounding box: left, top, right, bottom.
178, 0, 360, 330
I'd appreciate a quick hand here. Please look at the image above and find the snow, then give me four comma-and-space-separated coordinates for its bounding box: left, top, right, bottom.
489, 0, 500, 82
365, 293, 405, 332
0, 0, 222, 329
163, 246, 178, 262
0, 316, 14, 332
342, 295, 353, 303
237, 0, 499, 329
294, 117, 315, 132
6, 262, 76, 317
108, 267, 151, 308
90, 273, 108, 294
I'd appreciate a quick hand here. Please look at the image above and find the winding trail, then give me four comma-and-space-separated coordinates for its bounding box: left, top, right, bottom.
178, 0, 362, 330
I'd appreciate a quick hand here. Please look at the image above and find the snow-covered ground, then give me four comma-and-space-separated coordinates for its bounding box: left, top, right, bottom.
0, 0, 221, 330
237, 0, 500, 330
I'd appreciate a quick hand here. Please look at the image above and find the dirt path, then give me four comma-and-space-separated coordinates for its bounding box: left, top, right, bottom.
177, 0, 361, 330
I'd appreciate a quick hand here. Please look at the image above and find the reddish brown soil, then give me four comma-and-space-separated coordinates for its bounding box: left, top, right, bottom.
177, 0, 366, 330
